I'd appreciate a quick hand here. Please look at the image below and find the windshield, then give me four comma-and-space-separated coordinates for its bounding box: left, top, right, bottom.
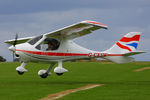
36, 37, 60, 51
28, 35, 43, 45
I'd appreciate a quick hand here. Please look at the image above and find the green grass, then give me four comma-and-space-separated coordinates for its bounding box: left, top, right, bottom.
0, 62, 150, 100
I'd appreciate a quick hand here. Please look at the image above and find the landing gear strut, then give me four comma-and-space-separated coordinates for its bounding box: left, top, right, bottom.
54, 61, 68, 76
38, 63, 56, 78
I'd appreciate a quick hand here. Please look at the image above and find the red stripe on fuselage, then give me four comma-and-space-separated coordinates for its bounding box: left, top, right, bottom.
119, 35, 140, 42
16, 49, 123, 57
107, 54, 122, 56
116, 42, 132, 51
16, 49, 89, 56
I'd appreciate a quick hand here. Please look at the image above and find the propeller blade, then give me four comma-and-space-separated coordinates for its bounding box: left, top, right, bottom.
12, 34, 18, 61
13, 34, 18, 47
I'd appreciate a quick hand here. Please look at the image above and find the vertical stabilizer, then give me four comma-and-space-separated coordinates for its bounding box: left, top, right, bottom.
105, 32, 141, 54
103, 32, 144, 63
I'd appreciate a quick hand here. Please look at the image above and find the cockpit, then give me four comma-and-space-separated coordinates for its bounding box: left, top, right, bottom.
28, 35, 43, 45
28, 35, 60, 51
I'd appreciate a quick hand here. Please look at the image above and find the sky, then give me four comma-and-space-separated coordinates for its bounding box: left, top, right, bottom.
0, 0, 150, 61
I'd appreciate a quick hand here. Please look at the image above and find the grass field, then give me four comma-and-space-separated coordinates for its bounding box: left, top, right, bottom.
0, 62, 150, 100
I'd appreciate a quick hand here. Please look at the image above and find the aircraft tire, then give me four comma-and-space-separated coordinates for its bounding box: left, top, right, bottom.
17, 71, 24, 75
56, 73, 64, 76
40, 73, 48, 78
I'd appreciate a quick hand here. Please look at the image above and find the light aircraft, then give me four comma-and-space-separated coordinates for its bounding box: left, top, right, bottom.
5, 20, 145, 78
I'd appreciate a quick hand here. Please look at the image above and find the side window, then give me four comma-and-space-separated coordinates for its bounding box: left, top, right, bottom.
36, 38, 60, 51
28, 35, 43, 45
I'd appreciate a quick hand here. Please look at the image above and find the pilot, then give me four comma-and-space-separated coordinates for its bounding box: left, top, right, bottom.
51, 41, 57, 50
46, 41, 57, 51
46, 42, 53, 51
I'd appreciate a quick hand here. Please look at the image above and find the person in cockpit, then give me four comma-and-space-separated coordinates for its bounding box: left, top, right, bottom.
46, 40, 58, 51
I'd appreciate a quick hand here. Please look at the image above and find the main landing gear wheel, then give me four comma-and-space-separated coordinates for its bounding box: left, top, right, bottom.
38, 63, 56, 79
17, 71, 24, 75
56, 73, 64, 76
40, 73, 48, 78
38, 70, 51, 79
54, 61, 68, 76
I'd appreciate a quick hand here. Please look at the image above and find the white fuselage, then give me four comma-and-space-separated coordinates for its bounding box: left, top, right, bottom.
15, 39, 107, 63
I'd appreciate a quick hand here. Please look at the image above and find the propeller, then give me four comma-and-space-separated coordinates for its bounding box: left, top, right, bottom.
13, 34, 18, 47
12, 34, 18, 61
8, 34, 19, 61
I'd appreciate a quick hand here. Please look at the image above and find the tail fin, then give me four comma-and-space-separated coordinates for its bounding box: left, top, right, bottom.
103, 32, 145, 63
105, 32, 141, 54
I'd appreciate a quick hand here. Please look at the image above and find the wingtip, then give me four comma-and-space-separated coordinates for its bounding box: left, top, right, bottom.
81, 20, 108, 29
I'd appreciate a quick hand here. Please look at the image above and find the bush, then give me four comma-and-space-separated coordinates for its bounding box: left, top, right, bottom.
0, 56, 6, 62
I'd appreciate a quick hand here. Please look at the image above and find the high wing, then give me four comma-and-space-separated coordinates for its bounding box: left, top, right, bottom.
44, 20, 108, 40
4, 36, 33, 45
5, 20, 107, 45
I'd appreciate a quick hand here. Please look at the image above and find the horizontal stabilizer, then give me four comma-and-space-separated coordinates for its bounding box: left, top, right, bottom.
104, 56, 135, 64
122, 51, 145, 56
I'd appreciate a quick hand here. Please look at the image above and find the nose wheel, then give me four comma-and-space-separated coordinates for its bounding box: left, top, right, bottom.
17, 71, 24, 75
16, 62, 27, 75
